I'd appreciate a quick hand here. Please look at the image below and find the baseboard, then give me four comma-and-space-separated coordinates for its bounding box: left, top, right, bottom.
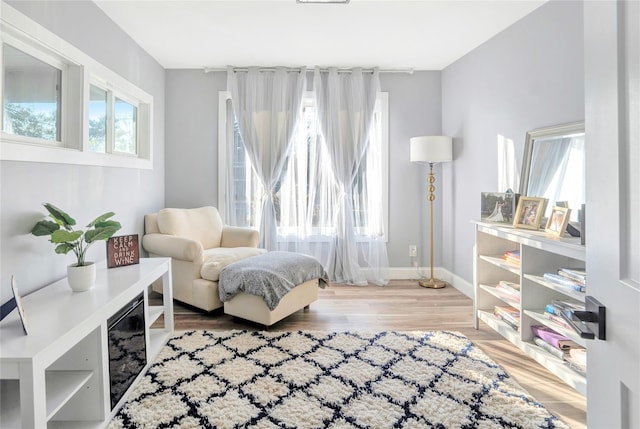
386, 267, 473, 299
437, 269, 474, 299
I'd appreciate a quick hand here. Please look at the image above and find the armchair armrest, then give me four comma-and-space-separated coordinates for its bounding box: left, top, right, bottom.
142, 233, 204, 262
220, 226, 260, 248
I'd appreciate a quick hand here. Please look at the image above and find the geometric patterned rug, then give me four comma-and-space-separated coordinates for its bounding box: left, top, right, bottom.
107, 330, 569, 429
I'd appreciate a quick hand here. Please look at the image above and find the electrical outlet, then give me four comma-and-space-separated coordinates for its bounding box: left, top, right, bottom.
409, 245, 417, 257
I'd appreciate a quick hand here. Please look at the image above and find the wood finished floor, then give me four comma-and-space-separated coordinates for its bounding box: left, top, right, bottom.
152, 280, 586, 428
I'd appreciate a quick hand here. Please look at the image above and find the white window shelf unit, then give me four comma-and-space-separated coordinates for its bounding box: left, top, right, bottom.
0, 258, 173, 428
472, 221, 587, 395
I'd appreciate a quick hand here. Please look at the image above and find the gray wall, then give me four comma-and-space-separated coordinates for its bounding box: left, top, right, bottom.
165, 70, 225, 208
383, 72, 442, 269
441, 0, 585, 283
164, 70, 442, 269
1, 0, 165, 303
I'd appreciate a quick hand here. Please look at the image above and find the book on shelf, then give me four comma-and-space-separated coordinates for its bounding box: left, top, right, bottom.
542, 272, 586, 292
531, 325, 582, 351
533, 337, 566, 359
545, 304, 571, 318
568, 347, 587, 366
494, 305, 520, 326
558, 267, 586, 284
496, 280, 520, 293
550, 299, 585, 312
490, 290, 521, 304
497, 315, 519, 331
504, 249, 520, 259
563, 348, 587, 375
544, 311, 575, 330
495, 281, 521, 301
502, 250, 521, 266
544, 299, 585, 319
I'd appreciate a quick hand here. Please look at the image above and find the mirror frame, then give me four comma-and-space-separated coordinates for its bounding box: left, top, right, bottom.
519, 120, 585, 197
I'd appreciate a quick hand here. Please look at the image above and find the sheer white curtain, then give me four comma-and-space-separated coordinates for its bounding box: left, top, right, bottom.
227, 66, 306, 250
276, 104, 336, 252
313, 67, 389, 285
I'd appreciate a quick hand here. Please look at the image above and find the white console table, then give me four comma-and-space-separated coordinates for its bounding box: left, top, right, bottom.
0, 258, 173, 428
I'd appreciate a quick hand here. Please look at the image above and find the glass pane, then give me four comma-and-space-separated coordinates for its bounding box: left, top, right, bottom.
2, 44, 62, 141
232, 118, 262, 228
89, 85, 107, 152
114, 98, 137, 154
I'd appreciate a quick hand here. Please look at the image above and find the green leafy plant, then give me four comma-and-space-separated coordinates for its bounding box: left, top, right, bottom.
31, 203, 122, 266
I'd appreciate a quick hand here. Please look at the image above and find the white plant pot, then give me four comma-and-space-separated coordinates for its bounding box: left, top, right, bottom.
67, 262, 96, 292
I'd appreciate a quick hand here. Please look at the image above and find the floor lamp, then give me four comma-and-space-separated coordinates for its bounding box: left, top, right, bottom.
410, 136, 453, 289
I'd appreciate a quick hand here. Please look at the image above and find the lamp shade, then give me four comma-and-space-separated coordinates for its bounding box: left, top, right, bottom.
410, 136, 453, 163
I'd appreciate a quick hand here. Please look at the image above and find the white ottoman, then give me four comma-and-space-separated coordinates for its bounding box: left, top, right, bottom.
223, 279, 319, 326
219, 251, 328, 326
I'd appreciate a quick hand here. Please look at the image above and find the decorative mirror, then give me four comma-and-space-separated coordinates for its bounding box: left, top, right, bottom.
519, 121, 585, 222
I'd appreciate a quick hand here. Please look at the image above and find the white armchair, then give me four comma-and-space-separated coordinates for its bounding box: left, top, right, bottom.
142, 206, 265, 311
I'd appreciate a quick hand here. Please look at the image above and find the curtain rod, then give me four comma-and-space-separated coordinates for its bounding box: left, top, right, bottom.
203, 66, 414, 74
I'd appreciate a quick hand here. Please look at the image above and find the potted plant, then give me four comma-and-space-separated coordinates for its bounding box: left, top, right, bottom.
31, 203, 121, 291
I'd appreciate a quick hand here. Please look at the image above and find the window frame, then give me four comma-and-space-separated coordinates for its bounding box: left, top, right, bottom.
0, 4, 153, 169
1, 34, 76, 149
88, 80, 141, 158
217, 90, 389, 242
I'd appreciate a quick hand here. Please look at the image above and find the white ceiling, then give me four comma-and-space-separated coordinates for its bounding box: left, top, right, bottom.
94, 0, 547, 71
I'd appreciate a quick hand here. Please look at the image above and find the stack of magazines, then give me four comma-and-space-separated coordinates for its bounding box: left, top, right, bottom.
544, 299, 586, 330
558, 267, 586, 285
495, 280, 521, 302
543, 267, 587, 292
531, 325, 586, 374
502, 249, 521, 266
494, 305, 520, 331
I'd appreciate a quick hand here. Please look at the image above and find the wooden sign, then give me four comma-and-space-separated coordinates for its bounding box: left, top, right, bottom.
107, 234, 139, 268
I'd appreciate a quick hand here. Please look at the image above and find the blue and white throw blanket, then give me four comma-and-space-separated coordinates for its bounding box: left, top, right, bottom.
218, 251, 329, 310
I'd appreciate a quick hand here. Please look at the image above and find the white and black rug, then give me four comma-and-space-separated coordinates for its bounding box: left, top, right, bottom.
108, 330, 568, 429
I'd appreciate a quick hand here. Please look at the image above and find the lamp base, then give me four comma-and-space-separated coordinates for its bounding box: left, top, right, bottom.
418, 278, 447, 289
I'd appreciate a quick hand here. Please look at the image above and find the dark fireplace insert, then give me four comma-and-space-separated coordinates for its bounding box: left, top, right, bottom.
107, 292, 147, 409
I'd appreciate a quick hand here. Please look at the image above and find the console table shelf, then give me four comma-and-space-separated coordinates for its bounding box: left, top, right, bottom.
0, 258, 173, 428
473, 221, 587, 395
45, 370, 93, 419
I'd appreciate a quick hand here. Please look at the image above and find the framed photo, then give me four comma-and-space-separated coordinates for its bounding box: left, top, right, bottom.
481, 192, 519, 224
545, 206, 571, 237
513, 196, 547, 230
11, 276, 29, 335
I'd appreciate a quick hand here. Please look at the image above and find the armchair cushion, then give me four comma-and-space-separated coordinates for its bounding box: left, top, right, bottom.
221, 226, 260, 248
157, 207, 223, 249
142, 234, 204, 262
200, 247, 266, 281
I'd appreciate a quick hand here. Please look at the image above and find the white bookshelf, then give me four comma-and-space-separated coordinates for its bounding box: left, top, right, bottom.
0, 258, 173, 428
473, 221, 587, 395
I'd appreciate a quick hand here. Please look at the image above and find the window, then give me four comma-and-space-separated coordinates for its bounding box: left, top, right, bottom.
89, 84, 139, 156
2, 43, 63, 144
89, 84, 107, 152
114, 97, 137, 155
1, 4, 153, 169
219, 92, 389, 241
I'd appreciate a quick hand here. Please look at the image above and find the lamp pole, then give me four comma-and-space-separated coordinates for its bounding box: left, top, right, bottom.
419, 162, 446, 289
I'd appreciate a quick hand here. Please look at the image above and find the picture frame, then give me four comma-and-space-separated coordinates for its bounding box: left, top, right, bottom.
11, 275, 29, 335
480, 192, 519, 224
545, 206, 571, 237
513, 196, 547, 230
